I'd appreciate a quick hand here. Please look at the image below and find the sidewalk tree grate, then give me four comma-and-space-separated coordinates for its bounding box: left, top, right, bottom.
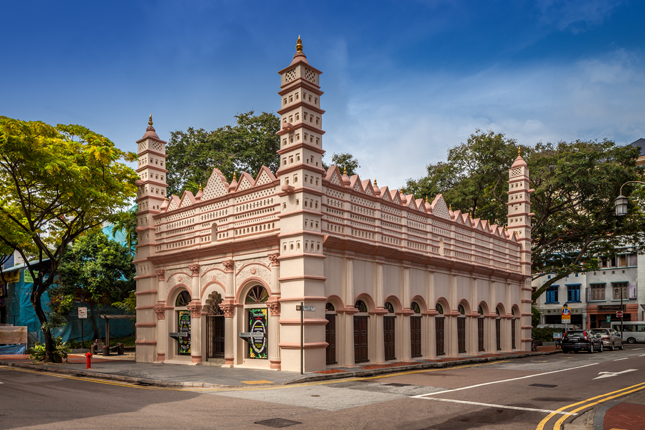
529, 384, 557, 388
255, 418, 302, 428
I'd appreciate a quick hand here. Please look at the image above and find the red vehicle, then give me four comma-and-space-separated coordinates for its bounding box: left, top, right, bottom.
562, 330, 603, 353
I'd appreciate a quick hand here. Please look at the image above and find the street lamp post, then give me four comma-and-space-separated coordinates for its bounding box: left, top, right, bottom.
615, 181, 645, 216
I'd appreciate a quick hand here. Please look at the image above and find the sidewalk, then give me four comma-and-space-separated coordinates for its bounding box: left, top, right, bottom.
593, 388, 645, 430
0, 346, 560, 389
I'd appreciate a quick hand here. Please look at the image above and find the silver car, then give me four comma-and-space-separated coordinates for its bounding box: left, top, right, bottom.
596, 328, 624, 351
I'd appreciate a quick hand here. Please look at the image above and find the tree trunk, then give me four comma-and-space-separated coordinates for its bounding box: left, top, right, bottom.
31, 281, 56, 362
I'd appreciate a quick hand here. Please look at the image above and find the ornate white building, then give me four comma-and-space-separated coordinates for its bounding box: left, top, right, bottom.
133, 38, 533, 372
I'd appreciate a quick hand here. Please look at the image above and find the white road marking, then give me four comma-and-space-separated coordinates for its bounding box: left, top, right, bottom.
594, 369, 638, 380
633, 348, 642, 350
613, 358, 628, 361
639, 354, 645, 357
414, 397, 578, 415
412, 363, 599, 398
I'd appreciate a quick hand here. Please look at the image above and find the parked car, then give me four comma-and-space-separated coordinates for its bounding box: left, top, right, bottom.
562, 330, 603, 353
595, 328, 624, 351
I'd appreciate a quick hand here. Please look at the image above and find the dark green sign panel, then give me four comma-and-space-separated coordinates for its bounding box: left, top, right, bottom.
248, 308, 268, 359
178, 310, 191, 355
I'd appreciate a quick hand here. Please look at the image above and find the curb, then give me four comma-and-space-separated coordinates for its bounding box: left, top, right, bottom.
0, 350, 560, 389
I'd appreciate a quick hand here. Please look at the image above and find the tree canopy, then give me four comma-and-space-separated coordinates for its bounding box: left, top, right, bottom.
403, 130, 645, 300
165, 111, 280, 196
0, 117, 137, 361
323, 152, 361, 176
54, 229, 135, 339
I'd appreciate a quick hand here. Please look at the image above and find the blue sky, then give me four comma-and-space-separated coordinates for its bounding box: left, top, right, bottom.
2, 0, 644, 189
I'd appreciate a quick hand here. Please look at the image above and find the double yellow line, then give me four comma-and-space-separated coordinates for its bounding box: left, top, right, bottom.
536, 380, 645, 430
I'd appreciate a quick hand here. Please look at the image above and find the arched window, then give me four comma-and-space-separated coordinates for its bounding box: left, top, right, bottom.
411, 302, 421, 314
355, 300, 368, 313
326, 302, 335, 312
175, 291, 191, 307
385, 302, 394, 313
458, 304, 466, 315
436, 303, 444, 315
211, 223, 218, 242
245, 286, 269, 304
496, 307, 502, 317
478, 305, 484, 316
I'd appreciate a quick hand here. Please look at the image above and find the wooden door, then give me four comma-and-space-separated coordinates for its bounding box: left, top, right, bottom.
354, 316, 369, 363
326, 314, 336, 365
436, 317, 445, 356
206, 315, 225, 358
478, 318, 485, 352
384, 316, 396, 361
411, 316, 422, 358
457, 317, 466, 353
511, 319, 516, 350
496, 318, 501, 351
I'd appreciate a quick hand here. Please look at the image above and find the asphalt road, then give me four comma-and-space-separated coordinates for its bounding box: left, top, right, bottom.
2, 346, 645, 430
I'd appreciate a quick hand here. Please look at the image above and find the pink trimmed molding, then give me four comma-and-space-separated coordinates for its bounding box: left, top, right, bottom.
135, 290, 157, 296
278, 275, 327, 282
135, 340, 157, 345
156, 353, 166, 362
278, 342, 328, 349
135, 322, 157, 328
270, 361, 281, 370
279, 318, 329, 325
369, 308, 389, 316
224, 357, 234, 365
191, 355, 202, 364
278, 296, 328, 302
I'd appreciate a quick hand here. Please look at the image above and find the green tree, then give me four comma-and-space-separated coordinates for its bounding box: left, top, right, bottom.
56, 229, 135, 339
111, 205, 138, 256
403, 131, 645, 300
323, 153, 361, 176
165, 111, 280, 196
0, 117, 137, 362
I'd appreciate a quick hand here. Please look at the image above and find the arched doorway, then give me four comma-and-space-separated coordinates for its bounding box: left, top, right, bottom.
175, 290, 192, 356
436, 303, 445, 356
384, 301, 396, 361
457, 304, 467, 354
325, 302, 337, 365
354, 299, 369, 363
205, 291, 225, 360
511, 307, 518, 350
496, 306, 503, 351
477, 304, 486, 352
245, 285, 269, 360
410, 302, 422, 358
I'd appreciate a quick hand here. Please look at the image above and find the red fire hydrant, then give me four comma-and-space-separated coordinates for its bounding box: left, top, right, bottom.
85, 351, 92, 369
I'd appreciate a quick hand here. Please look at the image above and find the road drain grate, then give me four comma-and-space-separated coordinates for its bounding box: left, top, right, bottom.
383, 383, 412, 387
529, 384, 557, 388
255, 418, 302, 428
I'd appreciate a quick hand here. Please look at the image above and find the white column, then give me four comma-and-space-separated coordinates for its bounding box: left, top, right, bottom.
188, 264, 202, 364
401, 266, 412, 361
222, 260, 236, 367
268, 254, 281, 370
154, 270, 167, 362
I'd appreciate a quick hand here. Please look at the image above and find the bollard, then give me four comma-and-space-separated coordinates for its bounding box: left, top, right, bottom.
117, 343, 124, 355
85, 351, 92, 369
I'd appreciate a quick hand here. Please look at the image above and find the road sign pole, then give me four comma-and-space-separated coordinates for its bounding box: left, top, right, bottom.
300, 301, 304, 375
81, 319, 84, 351
621, 285, 624, 340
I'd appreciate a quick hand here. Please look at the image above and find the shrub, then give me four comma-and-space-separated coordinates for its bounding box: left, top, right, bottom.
30, 337, 70, 363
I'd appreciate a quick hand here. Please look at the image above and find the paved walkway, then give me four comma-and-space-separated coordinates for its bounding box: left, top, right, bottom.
0, 346, 559, 388
593, 387, 645, 430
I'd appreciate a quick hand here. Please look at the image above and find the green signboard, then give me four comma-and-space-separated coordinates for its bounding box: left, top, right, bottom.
248, 308, 268, 359
178, 310, 191, 355
606, 315, 611, 323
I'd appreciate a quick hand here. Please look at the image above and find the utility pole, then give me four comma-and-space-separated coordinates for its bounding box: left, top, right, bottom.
620, 284, 624, 340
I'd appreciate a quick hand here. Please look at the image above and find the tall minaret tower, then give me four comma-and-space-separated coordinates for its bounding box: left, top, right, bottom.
506, 149, 533, 351
134, 115, 168, 363
276, 37, 328, 371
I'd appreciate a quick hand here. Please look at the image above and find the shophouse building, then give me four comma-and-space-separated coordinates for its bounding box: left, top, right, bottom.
133, 39, 533, 372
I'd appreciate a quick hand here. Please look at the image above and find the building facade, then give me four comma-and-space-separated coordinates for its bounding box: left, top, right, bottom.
134, 39, 533, 372
534, 252, 644, 329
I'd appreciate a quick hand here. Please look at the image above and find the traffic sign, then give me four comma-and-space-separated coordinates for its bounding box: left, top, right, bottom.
78, 307, 87, 319
616, 311, 624, 318
561, 305, 571, 323
296, 305, 315, 312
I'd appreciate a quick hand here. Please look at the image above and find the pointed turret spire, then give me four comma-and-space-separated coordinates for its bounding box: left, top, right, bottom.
141, 114, 160, 139
148, 114, 153, 127
296, 35, 303, 53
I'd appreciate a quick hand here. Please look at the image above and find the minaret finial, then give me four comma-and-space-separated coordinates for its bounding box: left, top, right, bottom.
449, 204, 452, 211
148, 114, 153, 127
199, 183, 202, 191
232, 172, 237, 181
343, 166, 347, 175
374, 179, 377, 186
425, 196, 428, 203
296, 35, 303, 52
518, 146, 521, 157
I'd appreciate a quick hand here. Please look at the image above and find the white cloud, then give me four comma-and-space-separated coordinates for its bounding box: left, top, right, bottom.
322, 49, 645, 189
